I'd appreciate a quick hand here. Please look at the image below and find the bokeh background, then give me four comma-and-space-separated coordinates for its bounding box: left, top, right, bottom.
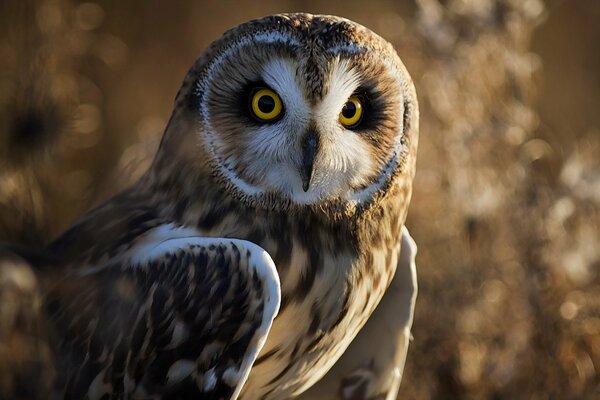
0, 0, 599, 398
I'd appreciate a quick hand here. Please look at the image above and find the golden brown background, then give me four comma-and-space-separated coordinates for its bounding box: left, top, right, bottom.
1, 0, 599, 398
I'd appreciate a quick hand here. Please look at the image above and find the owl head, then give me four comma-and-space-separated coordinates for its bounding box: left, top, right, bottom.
155, 13, 418, 212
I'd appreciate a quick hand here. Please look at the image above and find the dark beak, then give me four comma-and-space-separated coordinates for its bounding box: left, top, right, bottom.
300, 129, 319, 192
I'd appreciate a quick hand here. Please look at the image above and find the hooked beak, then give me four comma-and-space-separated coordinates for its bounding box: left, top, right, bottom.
300, 129, 319, 192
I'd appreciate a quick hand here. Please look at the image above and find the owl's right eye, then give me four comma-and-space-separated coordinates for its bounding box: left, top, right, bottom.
249, 88, 283, 122
339, 95, 364, 128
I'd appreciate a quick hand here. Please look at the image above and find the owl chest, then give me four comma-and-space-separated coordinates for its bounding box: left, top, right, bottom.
243, 236, 400, 399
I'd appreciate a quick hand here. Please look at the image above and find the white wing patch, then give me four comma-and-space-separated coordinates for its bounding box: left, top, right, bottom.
126, 224, 281, 399
126, 223, 200, 265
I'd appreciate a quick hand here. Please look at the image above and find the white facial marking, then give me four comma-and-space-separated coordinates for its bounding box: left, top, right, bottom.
243, 58, 309, 193
199, 31, 302, 196
347, 58, 408, 205
197, 30, 406, 206
293, 57, 374, 204
261, 58, 309, 125
348, 149, 399, 204
315, 58, 361, 124
197, 31, 300, 120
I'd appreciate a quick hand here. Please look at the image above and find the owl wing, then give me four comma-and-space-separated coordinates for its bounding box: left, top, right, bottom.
47, 235, 281, 400
297, 226, 417, 400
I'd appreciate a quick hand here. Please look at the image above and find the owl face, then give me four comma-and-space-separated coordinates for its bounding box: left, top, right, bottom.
185, 14, 415, 208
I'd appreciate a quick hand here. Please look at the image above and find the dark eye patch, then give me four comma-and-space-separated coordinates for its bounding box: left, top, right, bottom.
237, 80, 283, 125
348, 81, 390, 133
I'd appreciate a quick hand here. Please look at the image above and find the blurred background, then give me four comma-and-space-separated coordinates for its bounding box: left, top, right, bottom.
0, 0, 598, 398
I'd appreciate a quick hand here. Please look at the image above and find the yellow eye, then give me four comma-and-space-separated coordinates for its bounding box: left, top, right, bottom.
250, 88, 283, 121
339, 95, 363, 128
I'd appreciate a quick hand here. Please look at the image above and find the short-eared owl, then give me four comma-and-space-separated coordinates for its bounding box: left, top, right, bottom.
42, 13, 419, 400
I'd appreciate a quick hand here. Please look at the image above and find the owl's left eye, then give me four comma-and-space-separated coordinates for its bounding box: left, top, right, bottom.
250, 88, 283, 122
339, 95, 364, 128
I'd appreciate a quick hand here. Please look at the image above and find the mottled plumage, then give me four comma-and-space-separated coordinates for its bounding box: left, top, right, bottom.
297, 227, 417, 400
38, 13, 419, 400
47, 234, 279, 399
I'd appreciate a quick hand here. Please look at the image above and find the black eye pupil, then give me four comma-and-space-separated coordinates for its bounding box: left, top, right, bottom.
258, 95, 275, 113
342, 102, 356, 118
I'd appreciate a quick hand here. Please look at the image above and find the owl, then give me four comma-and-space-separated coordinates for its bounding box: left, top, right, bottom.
41, 13, 419, 400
